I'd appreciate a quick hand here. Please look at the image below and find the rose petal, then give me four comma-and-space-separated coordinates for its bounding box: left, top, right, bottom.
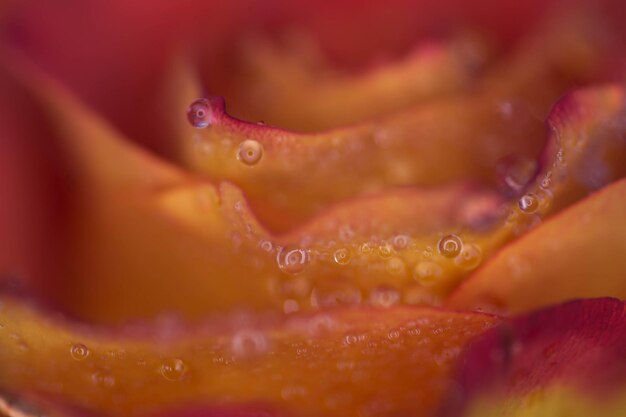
0, 295, 496, 417
441, 298, 626, 416
174, 12, 607, 233
447, 178, 626, 313
223, 34, 489, 131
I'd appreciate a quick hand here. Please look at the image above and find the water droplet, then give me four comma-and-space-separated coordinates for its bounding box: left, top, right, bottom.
496, 155, 537, 195
232, 329, 268, 359
359, 242, 374, 255
392, 234, 410, 250
333, 247, 352, 265
160, 358, 188, 381
454, 243, 483, 270
277, 247, 310, 275
187, 98, 212, 128
385, 257, 406, 275
92, 372, 116, 388
344, 333, 366, 346
414, 261, 443, 286
70, 343, 90, 361
307, 314, 337, 336
438, 234, 462, 258
518, 193, 539, 213
377, 242, 394, 259
237, 139, 264, 166
258, 240, 274, 253
311, 285, 362, 308
369, 286, 400, 308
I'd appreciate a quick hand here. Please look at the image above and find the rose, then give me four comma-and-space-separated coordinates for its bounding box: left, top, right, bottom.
0, 0, 625, 416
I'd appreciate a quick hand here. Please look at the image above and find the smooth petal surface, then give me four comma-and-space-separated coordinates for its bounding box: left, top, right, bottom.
442, 298, 626, 416
0, 296, 496, 417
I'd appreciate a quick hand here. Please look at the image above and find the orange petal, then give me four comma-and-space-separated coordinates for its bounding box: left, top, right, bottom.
172, 12, 606, 233
447, 177, 626, 313
224, 33, 490, 131
0, 296, 496, 417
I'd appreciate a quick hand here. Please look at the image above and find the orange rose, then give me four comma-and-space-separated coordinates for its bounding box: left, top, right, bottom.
0, 0, 625, 416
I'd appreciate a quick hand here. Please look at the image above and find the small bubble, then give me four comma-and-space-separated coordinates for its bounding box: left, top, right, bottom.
333, 247, 352, 265
231, 329, 268, 359
160, 358, 187, 381
385, 257, 406, 275
187, 98, 212, 128
414, 261, 443, 286
92, 372, 116, 388
377, 242, 394, 259
518, 193, 539, 213
307, 314, 337, 336
496, 155, 537, 195
344, 333, 366, 346
438, 234, 463, 258
277, 247, 310, 275
258, 240, 274, 253
237, 139, 264, 166
369, 286, 400, 308
360, 242, 374, 255
70, 343, 90, 361
392, 234, 410, 250
311, 286, 362, 308
454, 243, 483, 270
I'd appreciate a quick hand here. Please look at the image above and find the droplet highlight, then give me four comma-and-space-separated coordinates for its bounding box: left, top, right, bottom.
187, 98, 212, 129
160, 358, 188, 381
518, 193, 539, 213
70, 343, 90, 361
454, 243, 483, 270
414, 261, 443, 286
370, 286, 400, 308
231, 329, 268, 358
237, 139, 264, 166
438, 234, 463, 258
277, 247, 311, 275
333, 247, 352, 265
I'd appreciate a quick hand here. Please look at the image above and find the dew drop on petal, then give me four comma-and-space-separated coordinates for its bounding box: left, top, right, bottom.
496, 154, 537, 195
369, 286, 400, 308
277, 247, 310, 275
518, 193, 539, 213
360, 242, 374, 255
438, 234, 463, 258
414, 261, 443, 286
454, 243, 483, 270
258, 240, 274, 253
377, 242, 394, 259
92, 372, 116, 388
187, 98, 212, 128
311, 285, 362, 308
70, 343, 90, 361
231, 329, 268, 359
333, 247, 352, 265
237, 139, 264, 166
307, 314, 337, 336
385, 257, 406, 275
392, 234, 410, 250
160, 358, 188, 381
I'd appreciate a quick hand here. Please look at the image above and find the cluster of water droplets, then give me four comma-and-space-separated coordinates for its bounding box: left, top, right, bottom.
187, 98, 264, 166
255, 227, 486, 313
